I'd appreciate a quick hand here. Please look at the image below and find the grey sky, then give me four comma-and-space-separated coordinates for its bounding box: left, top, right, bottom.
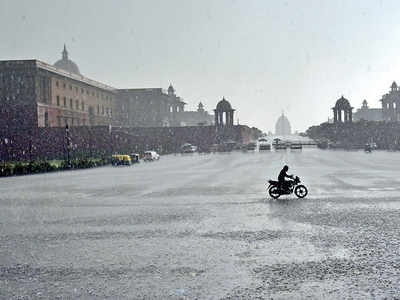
1, 0, 400, 132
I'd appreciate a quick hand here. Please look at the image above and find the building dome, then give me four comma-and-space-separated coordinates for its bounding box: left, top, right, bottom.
216, 97, 232, 111
275, 113, 291, 135
54, 45, 81, 75
167, 84, 175, 96
334, 96, 351, 109
362, 99, 368, 109
197, 102, 205, 112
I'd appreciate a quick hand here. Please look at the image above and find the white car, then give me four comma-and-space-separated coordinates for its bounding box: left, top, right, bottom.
144, 151, 160, 161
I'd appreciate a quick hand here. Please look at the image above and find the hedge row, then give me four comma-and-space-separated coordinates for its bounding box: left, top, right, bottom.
0, 158, 111, 177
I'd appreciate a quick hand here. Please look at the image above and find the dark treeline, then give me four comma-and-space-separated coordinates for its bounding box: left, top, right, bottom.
0, 125, 259, 163
306, 120, 400, 150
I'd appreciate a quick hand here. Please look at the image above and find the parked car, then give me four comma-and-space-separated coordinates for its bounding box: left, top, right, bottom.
130, 153, 140, 163
290, 143, 303, 150
143, 151, 160, 161
246, 142, 257, 151
181, 143, 197, 153
111, 154, 132, 166
259, 143, 271, 151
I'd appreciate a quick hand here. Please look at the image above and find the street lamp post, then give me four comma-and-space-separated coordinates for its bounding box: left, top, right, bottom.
29, 138, 33, 164
65, 125, 71, 168
4, 138, 9, 164
89, 133, 92, 159
2, 138, 8, 171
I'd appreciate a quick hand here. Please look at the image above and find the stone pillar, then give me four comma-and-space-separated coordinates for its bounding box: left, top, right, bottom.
344, 110, 348, 122
333, 109, 338, 123
230, 111, 234, 126
225, 112, 229, 126
338, 109, 342, 122
215, 112, 219, 126
349, 110, 353, 122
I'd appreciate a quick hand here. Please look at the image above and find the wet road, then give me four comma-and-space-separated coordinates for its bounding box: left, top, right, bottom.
1, 149, 400, 299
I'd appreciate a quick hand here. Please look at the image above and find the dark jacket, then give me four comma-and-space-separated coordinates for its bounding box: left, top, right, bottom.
278, 168, 291, 183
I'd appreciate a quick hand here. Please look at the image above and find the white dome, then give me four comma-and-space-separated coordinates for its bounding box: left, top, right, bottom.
275, 113, 291, 135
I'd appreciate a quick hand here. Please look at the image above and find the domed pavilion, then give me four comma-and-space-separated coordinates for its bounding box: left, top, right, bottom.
214, 97, 235, 127
332, 96, 353, 123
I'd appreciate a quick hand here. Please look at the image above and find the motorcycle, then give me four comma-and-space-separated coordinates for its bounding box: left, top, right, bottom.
267, 176, 308, 199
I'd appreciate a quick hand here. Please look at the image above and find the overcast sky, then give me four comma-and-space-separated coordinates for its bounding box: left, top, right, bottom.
1, 0, 400, 132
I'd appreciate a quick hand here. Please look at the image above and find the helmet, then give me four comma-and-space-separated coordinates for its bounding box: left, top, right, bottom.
283, 165, 289, 171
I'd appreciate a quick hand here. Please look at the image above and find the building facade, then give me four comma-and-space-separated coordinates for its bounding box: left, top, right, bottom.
0, 48, 118, 130
0, 46, 215, 131
175, 102, 214, 126
117, 85, 186, 127
380, 81, 400, 121
342, 82, 400, 123
353, 100, 382, 121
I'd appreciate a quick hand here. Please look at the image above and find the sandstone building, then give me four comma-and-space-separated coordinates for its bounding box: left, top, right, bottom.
117, 84, 186, 127
0, 46, 214, 130
334, 81, 400, 123
0, 46, 118, 130
380, 81, 400, 121
117, 85, 214, 127
176, 102, 214, 126
353, 100, 382, 122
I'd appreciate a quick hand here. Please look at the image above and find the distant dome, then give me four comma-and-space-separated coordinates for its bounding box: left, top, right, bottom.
275, 113, 291, 135
54, 45, 81, 75
362, 99, 368, 109
168, 84, 175, 95
216, 97, 232, 111
197, 102, 205, 112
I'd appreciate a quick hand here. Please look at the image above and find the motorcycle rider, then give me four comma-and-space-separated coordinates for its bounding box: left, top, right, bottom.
278, 165, 293, 191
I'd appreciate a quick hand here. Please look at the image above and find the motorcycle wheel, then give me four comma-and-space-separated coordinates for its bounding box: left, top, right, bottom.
269, 186, 281, 199
294, 185, 308, 198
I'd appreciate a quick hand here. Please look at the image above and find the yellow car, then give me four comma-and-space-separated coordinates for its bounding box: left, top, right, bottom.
111, 154, 131, 166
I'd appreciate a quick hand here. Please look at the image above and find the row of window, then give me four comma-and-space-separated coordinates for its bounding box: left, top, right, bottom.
56, 95, 85, 111
55, 80, 113, 101
54, 95, 112, 116
383, 102, 398, 109
0, 74, 34, 88
97, 104, 111, 116
57, 116, 87, 127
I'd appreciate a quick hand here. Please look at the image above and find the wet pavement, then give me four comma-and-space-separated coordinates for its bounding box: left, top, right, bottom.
1, 149, 400, 299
